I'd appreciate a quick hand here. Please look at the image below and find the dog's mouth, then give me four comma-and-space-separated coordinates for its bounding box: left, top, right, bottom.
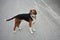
32, 16, 36, 18
31, 14, 36, 18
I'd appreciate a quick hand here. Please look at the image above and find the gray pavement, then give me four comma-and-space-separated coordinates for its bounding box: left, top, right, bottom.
0, 0, 60, 40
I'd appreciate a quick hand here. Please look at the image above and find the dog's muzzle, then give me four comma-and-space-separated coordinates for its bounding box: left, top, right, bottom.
31, 14, 36, 18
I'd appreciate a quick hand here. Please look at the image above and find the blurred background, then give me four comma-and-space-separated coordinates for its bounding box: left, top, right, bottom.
0, 0, 60, 40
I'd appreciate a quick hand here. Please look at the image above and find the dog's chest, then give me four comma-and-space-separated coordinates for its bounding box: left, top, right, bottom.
30, 14, 36, 23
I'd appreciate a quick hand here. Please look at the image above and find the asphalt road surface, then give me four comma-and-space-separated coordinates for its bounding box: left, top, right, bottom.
0, 0, 60, 40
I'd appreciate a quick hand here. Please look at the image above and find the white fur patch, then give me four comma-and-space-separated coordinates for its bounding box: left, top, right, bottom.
32, 18, 36, 24
29, 28, 33, 34
30, 14, 36, 24
18, 28, 22, 30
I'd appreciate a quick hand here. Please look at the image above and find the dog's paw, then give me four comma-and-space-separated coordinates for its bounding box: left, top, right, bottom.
32, 28, 36, 32
30, 31, 34, 34
13, 31, 17, 34
29, 28, 34, 34
18, 28, 22, 30
13, 31, 16, 33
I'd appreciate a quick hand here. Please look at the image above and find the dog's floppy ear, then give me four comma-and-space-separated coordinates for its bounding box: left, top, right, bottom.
29, 10, 32, 14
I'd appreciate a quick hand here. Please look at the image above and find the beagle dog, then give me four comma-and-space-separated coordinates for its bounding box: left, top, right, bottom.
6, 9, 37, 33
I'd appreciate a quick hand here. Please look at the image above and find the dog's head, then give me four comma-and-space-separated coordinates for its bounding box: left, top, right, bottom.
29, 9, 37, 15
29, 9, 37, 19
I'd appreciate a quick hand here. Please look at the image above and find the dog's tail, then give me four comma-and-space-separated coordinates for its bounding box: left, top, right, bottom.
6, 16, 15, 21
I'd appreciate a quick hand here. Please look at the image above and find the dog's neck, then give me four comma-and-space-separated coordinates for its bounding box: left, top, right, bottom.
30, 14, 36, 19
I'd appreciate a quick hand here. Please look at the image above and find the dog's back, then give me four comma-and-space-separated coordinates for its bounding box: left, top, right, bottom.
15, 14, 33, 22
6, 13, 33, 22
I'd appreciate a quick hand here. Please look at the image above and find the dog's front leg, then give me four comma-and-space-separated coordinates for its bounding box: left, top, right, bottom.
32, 21, 36, 32
32, 18, 36, 31
29, 20, 33, 34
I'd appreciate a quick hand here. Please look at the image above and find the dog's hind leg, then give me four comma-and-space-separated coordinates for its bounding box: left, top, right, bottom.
13, 18, 20, 32
17, 20, 22, 30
